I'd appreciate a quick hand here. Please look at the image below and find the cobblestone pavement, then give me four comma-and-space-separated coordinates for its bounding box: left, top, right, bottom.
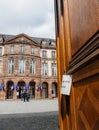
0, 111, 59, 130
0, 99, 59, 130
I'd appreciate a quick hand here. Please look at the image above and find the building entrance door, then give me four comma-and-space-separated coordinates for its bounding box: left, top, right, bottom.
52, 82, 58, 98
41, 82, 48, 98
29, 81, 35, 98
18, 81, 25, 98
7, 81, 14, 99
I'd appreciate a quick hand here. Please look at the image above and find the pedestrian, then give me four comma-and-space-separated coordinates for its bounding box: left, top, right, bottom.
22, 91, 27, 102
26, 92, 30, 102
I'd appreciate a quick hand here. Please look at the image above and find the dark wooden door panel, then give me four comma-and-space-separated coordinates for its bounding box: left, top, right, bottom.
75, 78, 99, 130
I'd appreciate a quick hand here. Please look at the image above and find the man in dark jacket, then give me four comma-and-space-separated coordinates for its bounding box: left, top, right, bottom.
22, 91, 27, 102
26, 92, 30, 102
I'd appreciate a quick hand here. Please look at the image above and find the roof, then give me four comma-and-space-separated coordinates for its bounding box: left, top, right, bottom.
0, 34, 56, 45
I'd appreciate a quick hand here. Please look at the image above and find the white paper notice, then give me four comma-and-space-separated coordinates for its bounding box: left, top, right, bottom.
61, 75, 72, 95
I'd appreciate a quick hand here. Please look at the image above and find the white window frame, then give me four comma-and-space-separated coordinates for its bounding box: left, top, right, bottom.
42, 62, 48, 76
31, 47, 35, 54
30, 59, 35, 74
19, 58, 25, 74
8, 58, 14, 74
10, 45, 14, 53
52, 63, 57, 76
20, 45, 25, 53
52, 51, 55, 58
42, 50, 47, 57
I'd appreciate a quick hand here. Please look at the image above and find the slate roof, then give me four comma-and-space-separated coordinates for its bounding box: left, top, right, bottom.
2, 34, 12, 41
0, 34, 56, 46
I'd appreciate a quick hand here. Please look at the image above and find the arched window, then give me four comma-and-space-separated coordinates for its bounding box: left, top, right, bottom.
8, 58, 14, 74
19, 58, 25, 73
30, 59, 35, 74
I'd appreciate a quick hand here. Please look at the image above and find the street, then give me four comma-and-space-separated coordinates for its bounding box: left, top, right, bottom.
0, 98, 59, 130
0, 112, 59, 130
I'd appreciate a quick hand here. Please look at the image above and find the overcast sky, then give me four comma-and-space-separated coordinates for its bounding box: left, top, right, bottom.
0, 0, 55, 39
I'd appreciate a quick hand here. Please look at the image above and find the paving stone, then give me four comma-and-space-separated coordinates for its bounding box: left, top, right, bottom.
0, 112, 59, 130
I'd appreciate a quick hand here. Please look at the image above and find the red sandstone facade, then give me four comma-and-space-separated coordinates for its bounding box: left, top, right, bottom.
0, 33, 57, 100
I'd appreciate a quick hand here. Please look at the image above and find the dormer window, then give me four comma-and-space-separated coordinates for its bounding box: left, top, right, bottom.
0, 36, 3, 43
50, 41, 56, 46
42, 40, 46, 45
10, 45, 14, 53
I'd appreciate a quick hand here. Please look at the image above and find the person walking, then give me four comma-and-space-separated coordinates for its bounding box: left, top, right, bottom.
26, 92, 30, 102
22, 91, 27, 102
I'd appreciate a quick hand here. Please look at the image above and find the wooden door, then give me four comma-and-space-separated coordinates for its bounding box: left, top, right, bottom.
73, 75, 99, 130
54, 0, 99, 129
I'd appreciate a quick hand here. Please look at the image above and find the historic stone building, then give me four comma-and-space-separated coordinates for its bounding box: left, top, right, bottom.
0, 33, 57, 100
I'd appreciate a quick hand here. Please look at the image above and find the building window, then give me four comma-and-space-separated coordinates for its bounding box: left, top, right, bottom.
31, 47, 35, 54
0, 47, 2, 55
8, 58, 14, 74
30, 59, 35, 74
10, 45, 14, 53
20, 45, 25, 53
19, 58, 25, 73
42, 50, 47, 57
52, 63, 57, 76
42, 62, 48, 76
52, 51, 55, 58
42, 40, 46, 45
